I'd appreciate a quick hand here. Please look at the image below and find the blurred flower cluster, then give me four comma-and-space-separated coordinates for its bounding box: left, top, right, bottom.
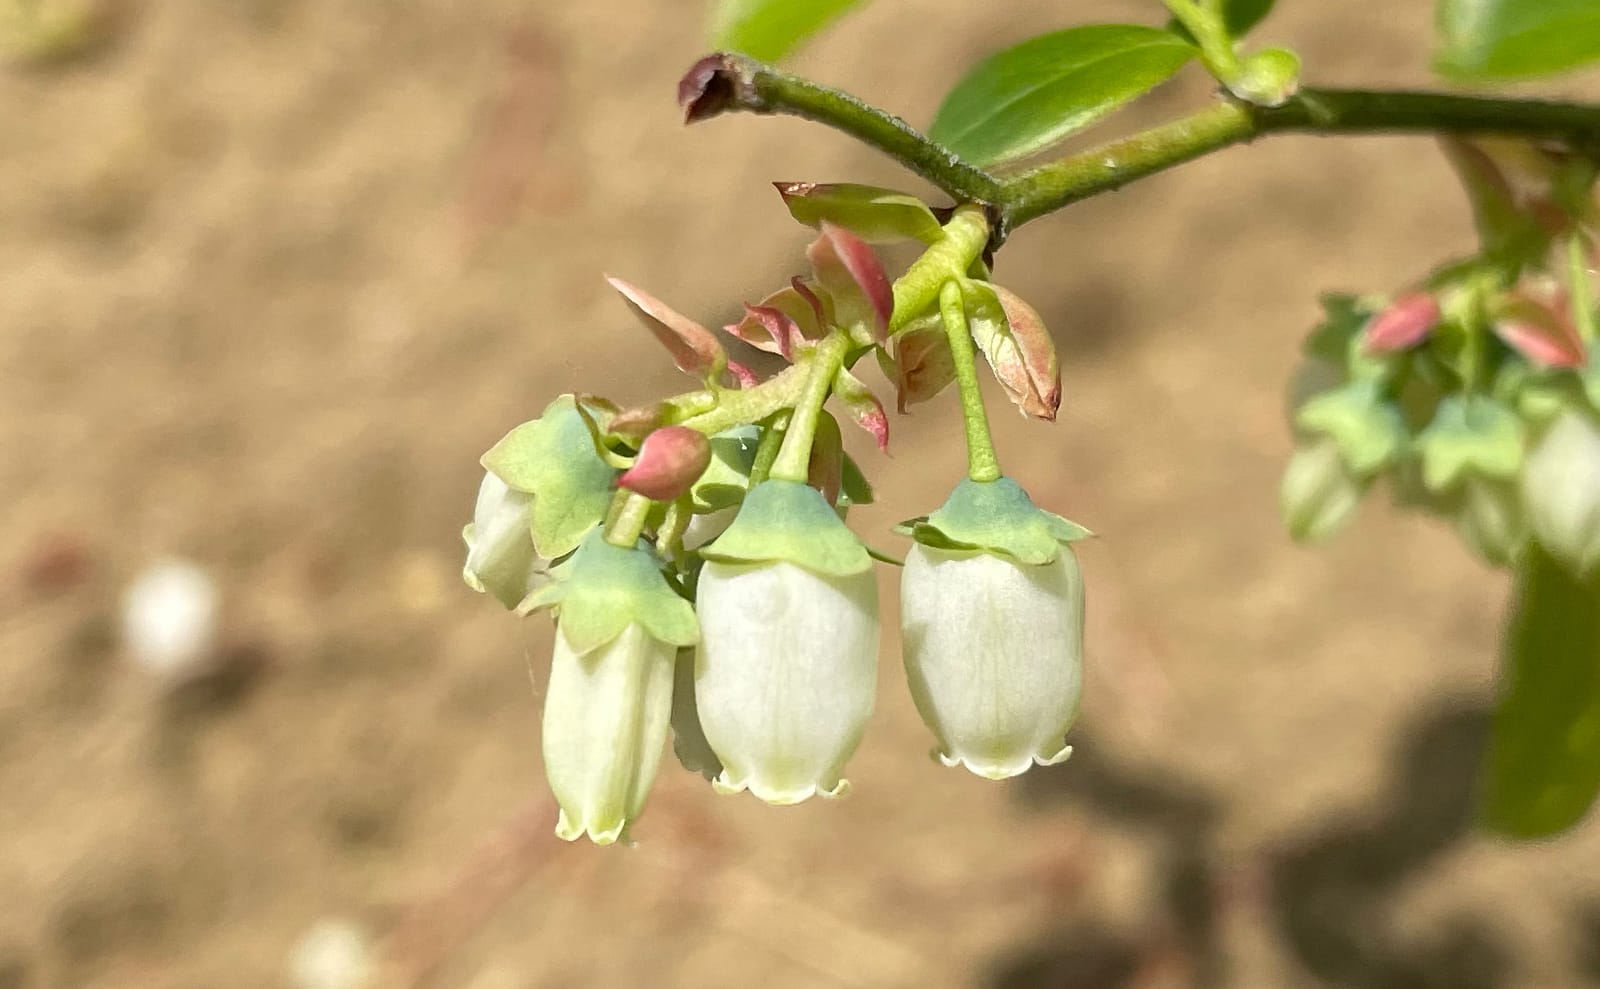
461, 186, 1089, 844
1282, 137, 1600, 576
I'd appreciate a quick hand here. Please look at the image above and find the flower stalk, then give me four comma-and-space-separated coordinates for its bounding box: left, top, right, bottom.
769, 332, 851, 483
939, 280, 1001, 483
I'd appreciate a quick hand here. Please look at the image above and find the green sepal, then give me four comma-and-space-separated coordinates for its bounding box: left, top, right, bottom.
691, 425, 760, 511
698, 479, 872, 576
1580, 350, 1600, 417
1302, 293, 1371, 365
481, 395, 620, 558
1493, 360, 1576, 425
897, 477, 1091, 566
1415, 394, 1525, 493
840, 453, 874, 507
526, 530, 698, 655
1294, 380, 1407, 477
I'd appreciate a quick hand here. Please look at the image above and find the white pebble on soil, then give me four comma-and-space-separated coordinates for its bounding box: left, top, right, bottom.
120, 558, 219, 680
288, 918, 375, 989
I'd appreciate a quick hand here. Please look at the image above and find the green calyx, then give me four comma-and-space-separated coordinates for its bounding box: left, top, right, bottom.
519, 529, 698, 655
1295, 380, 1407, 478
481, 395, 620, 559
897, 476, 1090, 565
697, 479, 872, 576
691, 425, 760, 511
1415, 394, 1526, 493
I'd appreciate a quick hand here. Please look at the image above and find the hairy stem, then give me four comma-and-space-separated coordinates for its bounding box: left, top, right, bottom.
681, 54, 1600, 244
892, 205, 992, 331
747, 410, 789, 487
604, 492, 655, 547
677, 361, 810, 436
939, 281, 1001, 483
681, 53, 1003, 206
770, 333, 850, 483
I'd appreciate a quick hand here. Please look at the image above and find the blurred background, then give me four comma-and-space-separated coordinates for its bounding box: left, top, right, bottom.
5, 0, 1600, 986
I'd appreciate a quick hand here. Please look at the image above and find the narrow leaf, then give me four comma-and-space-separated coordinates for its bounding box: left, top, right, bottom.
929, 25, 1197, 167
774, 182, 944, 244
1363, 292, 1443, 353
831, 366, 890, 451
709, 0, 869, 62
1494, 292, 1586, 369
1482, 544, 1600, 838
965, 282, 1061, 421
606, 275, 726, 378
807, 224, 892, 341
1437, 0, 1600, 80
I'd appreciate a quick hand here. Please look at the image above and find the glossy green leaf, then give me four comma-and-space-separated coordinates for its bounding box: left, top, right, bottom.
1482, 544, 1600, 838
929, 25, 1197, 167
1436, 0, 1600, 80
1169, 0, 1278, 43
709, 0, 868, 62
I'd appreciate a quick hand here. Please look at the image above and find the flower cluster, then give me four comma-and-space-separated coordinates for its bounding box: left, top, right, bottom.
462, 185, 1089, 843
1281, 137, 1600, 578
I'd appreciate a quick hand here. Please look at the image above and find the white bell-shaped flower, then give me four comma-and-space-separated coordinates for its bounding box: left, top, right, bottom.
901, 544, 1083, 779
462, 471, 544, 608
1522, 409, 1600, 576
694, 560, 879, 803
1280, 437, 1363, 544
542, 623, 676, 844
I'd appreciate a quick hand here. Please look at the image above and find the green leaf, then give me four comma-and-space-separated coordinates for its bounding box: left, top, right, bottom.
1169, 0, 1278, 43
1436, 0, 1600, 80
929, 25, 1197, 167
709, 0, 868, 62
1482, 543, 1600, 838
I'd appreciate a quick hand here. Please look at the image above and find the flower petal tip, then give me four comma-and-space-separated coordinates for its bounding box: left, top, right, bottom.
555, 811, 626, 846
935, 744, 1072, 780
710, 772, 849, 804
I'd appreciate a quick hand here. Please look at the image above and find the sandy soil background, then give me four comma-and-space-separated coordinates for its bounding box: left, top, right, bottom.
5, 0, 1600, 986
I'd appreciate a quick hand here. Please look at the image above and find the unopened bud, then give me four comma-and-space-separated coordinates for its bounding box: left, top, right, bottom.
619, 426, 712, 502
1227, 47, 1301, 108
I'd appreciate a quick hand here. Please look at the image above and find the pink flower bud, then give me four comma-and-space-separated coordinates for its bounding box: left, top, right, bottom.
619, 426, 712, 502
1362, 292, 1441, 353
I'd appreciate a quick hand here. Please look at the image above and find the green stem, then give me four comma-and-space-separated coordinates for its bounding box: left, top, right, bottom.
1162, 0, 1239, 78
747, 410, 789, 487
892, 205, 991, 332
683, 56, 1600, 243
677, 360, 810, 435
1570, 233, 1597, 344
939, 280, 1001, 483
682, 53, 1003, 207
769, 334, 850, 483
604, 491, 654, 547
